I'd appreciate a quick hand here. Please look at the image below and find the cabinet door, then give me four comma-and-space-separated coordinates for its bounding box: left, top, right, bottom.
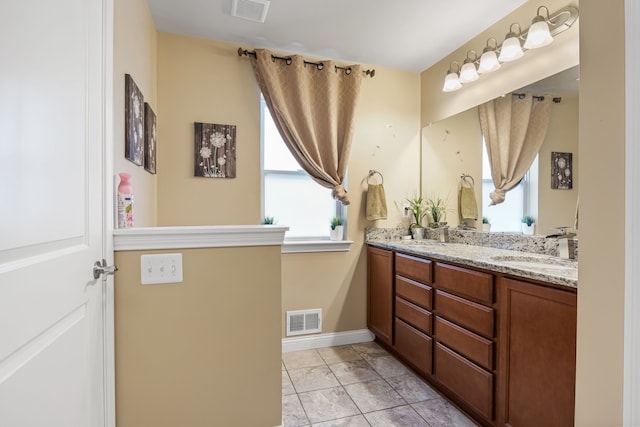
498, 278, 577, 427
367, 246, 394, 345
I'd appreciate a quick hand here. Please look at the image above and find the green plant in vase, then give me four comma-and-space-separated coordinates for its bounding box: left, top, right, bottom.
330, 217, 344, 240
482, 216, 491, 232
406, 195, 427, 239
521, 215, 535, 226
330, 217, 343, 230
262, 216, 276, 225
521, 215, 536, 235
426, 196, 449, 228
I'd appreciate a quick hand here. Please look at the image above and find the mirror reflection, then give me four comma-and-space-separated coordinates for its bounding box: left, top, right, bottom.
422, 65, 579, 236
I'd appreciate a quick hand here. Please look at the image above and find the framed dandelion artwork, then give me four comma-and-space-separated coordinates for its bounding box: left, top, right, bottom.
144, 102, 156, 174
125, 74, 144, 166
551, 151, 573, 189
194, 122, 237, 178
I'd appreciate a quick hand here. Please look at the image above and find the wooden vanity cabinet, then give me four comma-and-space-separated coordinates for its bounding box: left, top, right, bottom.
497, 277, 577, 427
367, 246, 393, 346
366, 245, 577, 427
393, 253, 434, 376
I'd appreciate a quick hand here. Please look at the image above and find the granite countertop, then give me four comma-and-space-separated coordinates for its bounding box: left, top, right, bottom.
368, 238, 577, 289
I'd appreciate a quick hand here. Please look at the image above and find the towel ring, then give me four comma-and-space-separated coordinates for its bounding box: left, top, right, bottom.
367, 169, 384, 185
461, 174, 475, 186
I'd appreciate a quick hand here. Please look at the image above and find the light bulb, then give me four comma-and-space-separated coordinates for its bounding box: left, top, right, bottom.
524, 19, 553, 49
442, 71, 462, 92
459, 61, 479, 83
499, 35, 524, 62
478, 50, 501, 74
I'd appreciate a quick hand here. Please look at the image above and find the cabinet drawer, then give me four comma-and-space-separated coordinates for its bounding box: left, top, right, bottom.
395, 318, 433, 376
396, 253, 432, 284
395, 276, 432, 310
396, 297, 432, 335
435, 263, 493, 304
436, 290, 494, 338
435, 343, 493, 420
435, 316, 493, 370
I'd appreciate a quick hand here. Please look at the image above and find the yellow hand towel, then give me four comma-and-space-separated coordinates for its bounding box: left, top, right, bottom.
459, 186, 478, 220
366, 184, 388, 221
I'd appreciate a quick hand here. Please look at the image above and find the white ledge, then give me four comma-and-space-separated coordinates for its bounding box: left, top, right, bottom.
113, 225, 289, 251
282, 240, 353, 254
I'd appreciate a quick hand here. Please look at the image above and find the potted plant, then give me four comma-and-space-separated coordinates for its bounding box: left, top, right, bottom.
330, 217, 344, 241
482, 216, 491, 232
261, 216, 275, 225
426, 196, 448, 228
406, 195, 427, 239
521, 215, 535, 235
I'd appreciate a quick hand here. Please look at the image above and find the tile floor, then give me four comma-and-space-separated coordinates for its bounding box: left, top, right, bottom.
281, 341, 478, 426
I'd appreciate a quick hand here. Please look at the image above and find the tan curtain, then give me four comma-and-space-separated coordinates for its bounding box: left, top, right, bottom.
478, 93, 552, 205
250, 49, 363, 205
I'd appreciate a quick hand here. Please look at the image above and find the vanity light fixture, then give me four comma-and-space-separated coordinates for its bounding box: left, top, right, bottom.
442, 61, 462, 92
459, 51, 480, 83
498, 23, 525, 63
441, 4, 579, 92
478, 38, 501, 74
524, 6, 554, 49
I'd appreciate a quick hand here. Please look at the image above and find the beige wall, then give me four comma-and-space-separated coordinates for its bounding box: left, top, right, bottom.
114, 246, 282, 427
114, 0, 157, 226
538, 94, 579, 234
420, 0, 579, 126
156, 33, 261, 226
421, 107, 483, 228
282, 66, 421, 337
154, 34, 421, 336
575, 0, 626, 424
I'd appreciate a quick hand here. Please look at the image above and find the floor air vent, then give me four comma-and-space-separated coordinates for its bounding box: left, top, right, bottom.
286, 309, 322, 336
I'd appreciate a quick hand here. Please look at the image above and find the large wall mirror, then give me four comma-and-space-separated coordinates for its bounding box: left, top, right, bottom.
421, 65, 579, 236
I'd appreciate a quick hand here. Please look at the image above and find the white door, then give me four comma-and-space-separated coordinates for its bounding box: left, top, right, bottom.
0, 0, 112, 426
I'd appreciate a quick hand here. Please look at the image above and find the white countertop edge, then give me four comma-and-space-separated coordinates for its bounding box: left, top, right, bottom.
113, 225, 289, 251
282, 240, 353, 254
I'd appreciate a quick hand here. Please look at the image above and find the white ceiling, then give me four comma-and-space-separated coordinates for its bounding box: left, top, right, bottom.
146, 0, 528, 73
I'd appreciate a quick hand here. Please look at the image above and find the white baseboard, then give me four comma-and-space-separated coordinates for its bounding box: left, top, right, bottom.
282, 329, 375, 353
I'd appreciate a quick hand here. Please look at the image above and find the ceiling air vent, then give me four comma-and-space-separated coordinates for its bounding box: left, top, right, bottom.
231, 0, 270, 23
286, 309, 322, 336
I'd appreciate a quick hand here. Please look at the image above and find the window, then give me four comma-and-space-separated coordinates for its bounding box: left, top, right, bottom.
482, 141, 536, 232
261, 98, 343, 240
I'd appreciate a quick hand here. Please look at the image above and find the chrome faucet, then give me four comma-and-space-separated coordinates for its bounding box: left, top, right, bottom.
438, 225, 450, 243
553, 227, 576, 259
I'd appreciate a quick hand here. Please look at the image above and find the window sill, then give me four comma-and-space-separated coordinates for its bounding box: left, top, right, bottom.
282, 240, 353, 254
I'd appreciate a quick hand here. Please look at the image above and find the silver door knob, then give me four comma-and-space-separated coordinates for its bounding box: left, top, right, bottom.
93, 259, 118, 279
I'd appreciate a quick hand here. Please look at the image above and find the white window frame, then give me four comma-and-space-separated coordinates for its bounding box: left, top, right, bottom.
260, 97, 352, 253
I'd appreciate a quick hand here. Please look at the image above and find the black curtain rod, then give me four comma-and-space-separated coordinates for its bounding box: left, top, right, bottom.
513, 92, 562, 103
238, 48, 375, 78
